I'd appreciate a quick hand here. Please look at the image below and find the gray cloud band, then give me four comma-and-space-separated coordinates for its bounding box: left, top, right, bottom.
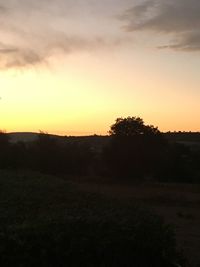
0, 37, 118, 69
1, 0, 198, 69
0, 0, 123, 69
119, 0, 200, 51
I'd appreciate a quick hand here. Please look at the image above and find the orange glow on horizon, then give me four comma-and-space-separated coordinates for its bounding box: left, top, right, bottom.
1, 50, 200, 135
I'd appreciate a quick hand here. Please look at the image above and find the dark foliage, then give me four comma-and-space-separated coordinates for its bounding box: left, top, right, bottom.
0, 170, 186, 267
0, 131, 95, 176
158, 142, 200, 183
28, 132, 95, 175
104, 117, 167, 180
0, 131, 11, 169
1, 116, 200, 182
103, 117, 200, 182
0, 208, 185, 267
109, 117, 161, 137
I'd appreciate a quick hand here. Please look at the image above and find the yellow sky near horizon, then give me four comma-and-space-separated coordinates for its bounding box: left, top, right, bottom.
1, 0, 200, 135
1, 49, 200, 135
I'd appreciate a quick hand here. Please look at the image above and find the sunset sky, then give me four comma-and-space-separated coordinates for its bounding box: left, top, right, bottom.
1, 0, 200, 135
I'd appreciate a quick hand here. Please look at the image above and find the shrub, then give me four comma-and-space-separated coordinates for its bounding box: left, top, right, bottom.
0, 208, 186, 267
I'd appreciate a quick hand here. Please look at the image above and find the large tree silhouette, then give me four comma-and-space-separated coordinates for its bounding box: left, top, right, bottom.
104, 117, 166, 179
109, 117, 161, 137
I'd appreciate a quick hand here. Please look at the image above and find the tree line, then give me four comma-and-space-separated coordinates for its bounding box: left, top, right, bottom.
1, 117, 200, 183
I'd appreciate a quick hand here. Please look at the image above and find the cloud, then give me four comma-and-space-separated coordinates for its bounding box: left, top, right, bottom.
0, 44, 43, 68
0, 36, 126, 70
0, 36, 121, 69
0, 0, 124, 69
119, 0, 200, 51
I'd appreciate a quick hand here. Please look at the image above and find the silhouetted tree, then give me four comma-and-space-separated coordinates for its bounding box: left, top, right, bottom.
104, 117, 167, 180
109, 117, 160, 137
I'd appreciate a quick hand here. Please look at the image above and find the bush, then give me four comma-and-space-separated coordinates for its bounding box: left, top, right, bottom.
0, 208, 186, 267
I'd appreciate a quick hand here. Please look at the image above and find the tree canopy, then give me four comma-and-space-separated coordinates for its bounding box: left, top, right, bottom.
109, 117, 161, 137
105, 116, 166, 179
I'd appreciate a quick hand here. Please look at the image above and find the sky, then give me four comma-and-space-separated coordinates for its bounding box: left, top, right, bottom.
1, 0, 200, 135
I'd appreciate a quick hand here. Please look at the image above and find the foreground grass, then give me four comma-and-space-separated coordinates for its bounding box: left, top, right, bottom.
0, 170, 186, 267
74, 177, 200, 267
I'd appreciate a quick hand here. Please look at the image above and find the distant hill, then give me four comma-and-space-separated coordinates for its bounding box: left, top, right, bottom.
9, 132, 39, 143
8, 131, 200, 151
164, 132, 200, 142
8, 132, 110, 152
164, 132, 200, 150
8, 132, 79, 143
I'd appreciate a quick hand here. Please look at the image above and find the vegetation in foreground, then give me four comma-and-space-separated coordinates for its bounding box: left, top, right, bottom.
1, 116, 200, 183
1, 116, 200, 266
0, 170, 186, 267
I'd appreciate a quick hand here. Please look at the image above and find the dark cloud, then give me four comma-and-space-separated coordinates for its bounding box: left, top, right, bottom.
0, 42, 42, 68
0, 36, 122, 69
119, 0, 200, 51
158, 32, 200, 51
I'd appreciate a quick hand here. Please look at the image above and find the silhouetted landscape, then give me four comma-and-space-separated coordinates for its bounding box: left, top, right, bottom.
1, 0, 200, 265
0, 117, 200, 266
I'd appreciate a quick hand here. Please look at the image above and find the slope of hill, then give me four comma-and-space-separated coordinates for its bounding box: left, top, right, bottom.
8, 132, 110, 152
8, 131, 200, 152
9, 132, 39, 143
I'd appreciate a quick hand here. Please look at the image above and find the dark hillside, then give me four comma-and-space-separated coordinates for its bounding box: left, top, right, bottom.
9, 131, 200, 149
9, 132, 110, 151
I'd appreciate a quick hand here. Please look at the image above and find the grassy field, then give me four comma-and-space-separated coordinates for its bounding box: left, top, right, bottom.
0, 170, 199, 266
74, 177, 200, 267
